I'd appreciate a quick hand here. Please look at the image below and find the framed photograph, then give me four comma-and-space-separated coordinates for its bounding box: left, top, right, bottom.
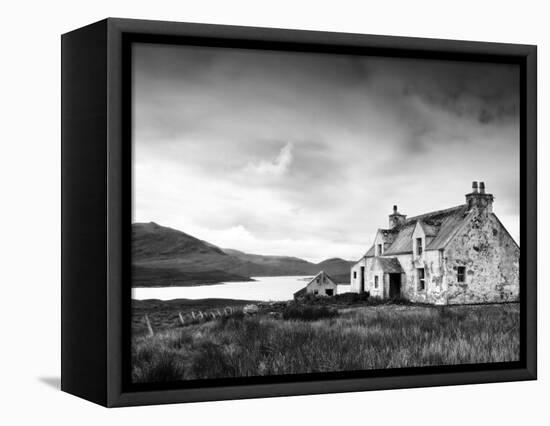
61, 18, 537, 407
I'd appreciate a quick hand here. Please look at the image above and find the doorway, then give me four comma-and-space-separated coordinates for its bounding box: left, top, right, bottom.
389, 273, 401, 299
360, 266, 365, 293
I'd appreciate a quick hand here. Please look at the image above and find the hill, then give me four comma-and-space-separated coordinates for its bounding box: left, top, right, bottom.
132, 222, 353, 287
222, 248, 317, 276
132, 222, 225, 260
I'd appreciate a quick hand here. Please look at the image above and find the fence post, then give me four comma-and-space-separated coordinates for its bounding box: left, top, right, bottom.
178, 312, 185, 325
144, 314, 154, 337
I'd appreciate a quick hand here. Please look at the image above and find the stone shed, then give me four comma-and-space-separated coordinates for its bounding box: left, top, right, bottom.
294, 271, 338, 299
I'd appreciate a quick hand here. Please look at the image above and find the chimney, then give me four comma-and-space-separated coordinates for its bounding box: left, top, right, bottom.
466, 181, 494, 213
479, 181, 486, 194
389, 205, 407, 229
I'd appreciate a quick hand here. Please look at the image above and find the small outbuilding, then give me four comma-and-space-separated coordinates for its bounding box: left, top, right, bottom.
294, 271, 338, 299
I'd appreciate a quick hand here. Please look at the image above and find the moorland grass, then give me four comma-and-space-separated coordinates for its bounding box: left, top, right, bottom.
281, 304, 339, 321
131, 303, 519, 383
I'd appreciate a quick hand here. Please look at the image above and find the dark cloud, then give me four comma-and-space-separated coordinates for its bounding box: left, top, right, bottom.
132, 44, 520, 261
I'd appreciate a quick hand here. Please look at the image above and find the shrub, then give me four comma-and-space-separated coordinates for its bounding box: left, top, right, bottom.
299, 292, 370, 306
219, 310, 245, 325
135, 350, 184, 383
334, 292, 370, 304
189, 340, 235, 379
282, 304, 339, 321
437, 306, 468, 322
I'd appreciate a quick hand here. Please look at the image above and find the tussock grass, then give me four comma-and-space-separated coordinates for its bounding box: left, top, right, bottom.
131, 303, 520, 383
282, 305, 339, 321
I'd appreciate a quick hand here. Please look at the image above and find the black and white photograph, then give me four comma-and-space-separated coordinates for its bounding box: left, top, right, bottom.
130, 43, 521, 384
2, 0, 545, 422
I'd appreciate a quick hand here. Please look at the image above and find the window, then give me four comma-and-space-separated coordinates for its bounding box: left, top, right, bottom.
377, 244, 383, 256
374, 275, 379, 289
353, 271, 357, 279
457, 266, 466, 283
314, 290, 319, 295
316, 277, 320, 283
416, 237, 423, 256
325, 289, 334, 296
417, 268, 425, 291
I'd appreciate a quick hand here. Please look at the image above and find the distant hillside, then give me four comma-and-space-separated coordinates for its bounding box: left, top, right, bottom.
317, 258, 355, 275
132, 222, 353, 287
222, 248, 317, 276
132, 222, 225, 260
316, 258, 355, 284
132, 222, 252, 286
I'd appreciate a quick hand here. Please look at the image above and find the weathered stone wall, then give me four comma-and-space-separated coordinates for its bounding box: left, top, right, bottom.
364, 257, 384, 298
373, 231, 387, 256
350, 258, 366, 293
444, 210, 519, 304
354, 251, 447, 303
306, 276, 338, 296
394, 251, 446, 304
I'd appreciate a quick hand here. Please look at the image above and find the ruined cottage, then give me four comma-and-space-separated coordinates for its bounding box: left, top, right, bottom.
350, 182, 519, 305
294, 271, 338, 299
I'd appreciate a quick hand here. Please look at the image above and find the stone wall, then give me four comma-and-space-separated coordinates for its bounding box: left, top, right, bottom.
350, 258, 366, 293
394, 251, 447, 304
306, 275, 338, 296
444, 210, 519, 304
364, 257, 383, 298
352, 252, 447, 304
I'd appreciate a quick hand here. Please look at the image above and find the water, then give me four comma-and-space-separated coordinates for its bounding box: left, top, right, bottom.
132, 276, 352, 302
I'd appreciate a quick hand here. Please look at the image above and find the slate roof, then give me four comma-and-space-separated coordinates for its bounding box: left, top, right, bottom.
422, 205, 470, 250
365, 245, 375, 257
371, 257, 403, 273
306, 270, 337, 286
365, 204, 470, 257
293, 286, 307, 298
294, 270, 339, 299
418, 221, 440, 237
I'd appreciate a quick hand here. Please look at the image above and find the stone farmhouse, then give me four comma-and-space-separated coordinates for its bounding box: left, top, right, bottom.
350, 182, 519, 305
294, 271, 338, 299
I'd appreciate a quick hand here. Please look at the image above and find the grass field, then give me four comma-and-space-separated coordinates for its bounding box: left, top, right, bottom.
131, 301, 520, 383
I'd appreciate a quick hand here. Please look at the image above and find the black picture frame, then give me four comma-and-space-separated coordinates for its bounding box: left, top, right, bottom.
61, 17, 537, 407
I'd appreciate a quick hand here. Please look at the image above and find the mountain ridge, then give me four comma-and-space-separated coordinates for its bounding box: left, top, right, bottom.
132, 222, 353, 287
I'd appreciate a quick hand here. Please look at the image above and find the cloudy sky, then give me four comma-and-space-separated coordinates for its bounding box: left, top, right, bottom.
132, 43, 520, 263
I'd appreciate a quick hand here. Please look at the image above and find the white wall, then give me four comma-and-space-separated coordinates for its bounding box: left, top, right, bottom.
306, 275, 338, 295
1, 1, 547, 425
350, 258, 365, 292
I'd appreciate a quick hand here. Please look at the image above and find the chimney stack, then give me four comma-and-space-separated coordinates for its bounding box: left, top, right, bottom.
466, 181, 493, 213
479, 181, 486, 194
389, 205, 407, 229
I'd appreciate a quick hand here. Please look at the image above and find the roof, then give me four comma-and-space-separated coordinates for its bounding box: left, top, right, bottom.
365, 245, 375, 257
371, 257, 403, 273
366, 204, 470, 256
306, 270, 338, 286
418, 221, 440, 237
293, 286, 307, 298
